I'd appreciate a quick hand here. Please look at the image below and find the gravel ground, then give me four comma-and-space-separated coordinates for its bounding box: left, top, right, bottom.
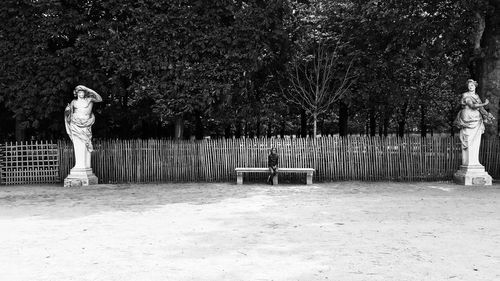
1, 182, 500, 281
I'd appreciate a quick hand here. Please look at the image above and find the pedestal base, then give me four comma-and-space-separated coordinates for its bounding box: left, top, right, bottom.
64, 168, 98, 187
454, 165, 492, 186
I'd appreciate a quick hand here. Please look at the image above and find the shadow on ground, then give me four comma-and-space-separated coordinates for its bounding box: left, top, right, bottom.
0, 181, 499, 220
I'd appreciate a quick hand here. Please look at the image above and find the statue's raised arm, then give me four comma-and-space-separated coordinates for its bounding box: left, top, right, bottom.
74, 85, 102, 103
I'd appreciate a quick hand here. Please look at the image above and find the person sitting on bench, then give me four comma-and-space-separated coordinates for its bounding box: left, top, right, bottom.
267, 147, 279, 185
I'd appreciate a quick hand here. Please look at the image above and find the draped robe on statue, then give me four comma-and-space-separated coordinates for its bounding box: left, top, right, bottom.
64, 98, 96, 171
455, 93, 484, 150
65, 99, 95, 153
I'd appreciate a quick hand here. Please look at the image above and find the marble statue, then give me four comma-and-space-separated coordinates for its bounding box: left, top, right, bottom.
64, 85, 102, 187
453, 79, 493, 185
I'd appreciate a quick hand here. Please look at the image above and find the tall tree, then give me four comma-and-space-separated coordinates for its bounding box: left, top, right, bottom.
0, 0, 63, 140
328, 0, 475, 136
469, 0, 500, 136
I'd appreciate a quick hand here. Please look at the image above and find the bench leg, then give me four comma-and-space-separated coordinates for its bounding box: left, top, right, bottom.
237, 172, 243, 185
306, 172, 313, 185
273, 174, 278, 185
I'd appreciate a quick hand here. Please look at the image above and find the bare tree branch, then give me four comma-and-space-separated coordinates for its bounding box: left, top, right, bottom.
281, 42, 356, 137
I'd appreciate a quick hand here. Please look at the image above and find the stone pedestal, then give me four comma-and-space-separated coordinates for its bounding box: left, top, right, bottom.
454, 165, 492, 186
64, 134, 98, 187
64, 168, 98, 187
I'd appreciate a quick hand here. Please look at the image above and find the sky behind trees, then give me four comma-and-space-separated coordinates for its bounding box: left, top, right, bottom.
1, 0, 499, 141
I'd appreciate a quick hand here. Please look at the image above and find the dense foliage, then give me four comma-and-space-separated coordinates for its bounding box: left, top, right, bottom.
1, 0, 499, 140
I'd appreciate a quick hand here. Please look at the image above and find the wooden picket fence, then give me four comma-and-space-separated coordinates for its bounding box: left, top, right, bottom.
57, 136, 500, 183
2, 136, 500, 184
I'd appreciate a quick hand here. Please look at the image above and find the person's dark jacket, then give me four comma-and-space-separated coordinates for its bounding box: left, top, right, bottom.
268, 153, 278, 167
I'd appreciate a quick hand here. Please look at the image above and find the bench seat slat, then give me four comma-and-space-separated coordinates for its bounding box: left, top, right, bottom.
235, 167, 314, 173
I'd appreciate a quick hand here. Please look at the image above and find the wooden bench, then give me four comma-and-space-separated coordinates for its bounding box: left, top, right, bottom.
235, 167, 314, 185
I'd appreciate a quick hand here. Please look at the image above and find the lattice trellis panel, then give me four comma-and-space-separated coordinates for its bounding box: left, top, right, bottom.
1, 141, 60, 184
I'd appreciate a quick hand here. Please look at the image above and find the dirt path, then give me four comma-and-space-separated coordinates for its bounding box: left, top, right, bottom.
1, 182, 499, 281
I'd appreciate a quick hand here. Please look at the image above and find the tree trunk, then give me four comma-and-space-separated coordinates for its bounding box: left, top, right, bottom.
338, 100, 348, 136
195, 113, 204, 140
420, 105, 427, 137
174, 117, 184, 140
449, 103, 456, 137
397, 101, 408, 138
224, 124, 231, 138
369, 109, 376, 137
312, 113, 318, 138
378, 117, 383, 137
319, 117, 325, 136
300, 109, 307, 138
398, 120, 405, 138
15, 114, 26, 142
235, 120, 242, 138
256, 119, 261, 138
280, 119, 286, 138
383, 112, 389, 137
477, 1, 500, 136
248, 122, 255, 138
